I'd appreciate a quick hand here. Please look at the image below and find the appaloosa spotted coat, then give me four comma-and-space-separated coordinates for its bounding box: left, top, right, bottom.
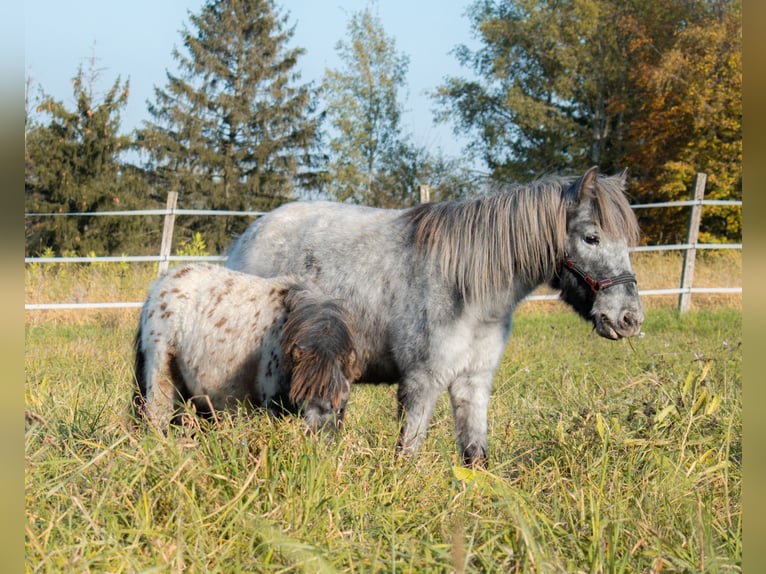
133, 263, 360, 432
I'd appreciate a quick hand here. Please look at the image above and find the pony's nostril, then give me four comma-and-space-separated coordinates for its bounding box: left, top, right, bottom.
621, 311, 642, 329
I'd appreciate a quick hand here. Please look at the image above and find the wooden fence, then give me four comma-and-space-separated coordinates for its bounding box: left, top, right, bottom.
24, 173, 741, 313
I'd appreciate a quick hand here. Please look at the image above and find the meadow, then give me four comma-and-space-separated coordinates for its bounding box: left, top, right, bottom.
25, 251, 742, 572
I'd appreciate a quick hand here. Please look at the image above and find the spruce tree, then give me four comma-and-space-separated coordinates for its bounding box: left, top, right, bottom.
139, 0, 320, 252
25, 62, 149, 256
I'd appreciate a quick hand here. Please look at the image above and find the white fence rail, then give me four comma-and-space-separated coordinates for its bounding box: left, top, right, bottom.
25, 173, 741, 313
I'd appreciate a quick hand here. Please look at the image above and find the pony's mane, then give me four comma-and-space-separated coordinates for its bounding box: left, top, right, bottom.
401, 172, 639, 303
583, 173, 640, 246
280, 285, 357, 409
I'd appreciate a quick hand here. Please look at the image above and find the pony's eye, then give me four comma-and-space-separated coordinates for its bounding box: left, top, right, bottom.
584, 234, 600, 246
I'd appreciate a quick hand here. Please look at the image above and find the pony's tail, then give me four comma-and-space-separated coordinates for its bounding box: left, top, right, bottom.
131, 322, 147, 422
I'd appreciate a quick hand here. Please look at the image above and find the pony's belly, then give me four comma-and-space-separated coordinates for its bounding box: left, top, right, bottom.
360, 360, 402, 384
179, 349, 263, 407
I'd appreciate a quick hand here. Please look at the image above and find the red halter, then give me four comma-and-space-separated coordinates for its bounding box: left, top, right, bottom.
561, 259, 637, 294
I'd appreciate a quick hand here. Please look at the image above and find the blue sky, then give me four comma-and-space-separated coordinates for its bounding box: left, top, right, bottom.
24, 0, 481, 161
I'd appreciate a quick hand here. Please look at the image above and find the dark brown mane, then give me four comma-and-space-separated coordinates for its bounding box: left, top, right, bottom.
280, 285, 358, 409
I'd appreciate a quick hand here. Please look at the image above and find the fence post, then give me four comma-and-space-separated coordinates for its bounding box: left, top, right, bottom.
157, 191, 178, 277
419, 184, 431, 204
678, 173, 707, 314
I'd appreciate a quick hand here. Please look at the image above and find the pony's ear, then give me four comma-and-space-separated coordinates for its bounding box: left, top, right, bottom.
345, 349, 361, 380
567, 165, 599, 205
617, 167, 629, 182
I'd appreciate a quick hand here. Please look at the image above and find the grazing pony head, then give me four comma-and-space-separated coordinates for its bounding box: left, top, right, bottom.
551, 166, 643, 339
280, 286, 360, 431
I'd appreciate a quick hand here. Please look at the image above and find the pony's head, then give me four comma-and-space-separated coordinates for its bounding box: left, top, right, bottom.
281, 286, 360, 431
550, 166, 643, 339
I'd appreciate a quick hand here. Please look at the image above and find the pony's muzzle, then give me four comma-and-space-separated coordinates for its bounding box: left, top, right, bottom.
597, 307, 643, 339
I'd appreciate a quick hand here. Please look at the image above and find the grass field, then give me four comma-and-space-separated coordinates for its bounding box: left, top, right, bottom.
25, 253, 741, 572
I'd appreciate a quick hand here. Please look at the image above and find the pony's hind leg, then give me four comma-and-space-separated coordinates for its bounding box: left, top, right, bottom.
448, 371, 493, 466
131, 328, 148, 422
143, 351, 182, 432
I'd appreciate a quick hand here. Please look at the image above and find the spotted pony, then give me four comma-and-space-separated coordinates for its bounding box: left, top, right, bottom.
132, 263, 360, 432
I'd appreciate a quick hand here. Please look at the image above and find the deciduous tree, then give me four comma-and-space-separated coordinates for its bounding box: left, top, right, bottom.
436, 0, 635, 181
623, 0, 741, 242
436, 0, 741, 243
321, 6, 411, 206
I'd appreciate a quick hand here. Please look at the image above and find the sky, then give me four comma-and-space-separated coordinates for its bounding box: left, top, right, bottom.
24, 0, 481, 162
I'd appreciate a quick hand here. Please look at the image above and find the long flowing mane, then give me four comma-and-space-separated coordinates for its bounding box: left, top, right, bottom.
280, 285, 356, 410
401, 173, 639, 303
584, 172, 640, 246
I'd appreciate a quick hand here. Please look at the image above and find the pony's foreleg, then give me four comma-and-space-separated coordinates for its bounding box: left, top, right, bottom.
395, 373, 444, 457
448, 371, 493, 466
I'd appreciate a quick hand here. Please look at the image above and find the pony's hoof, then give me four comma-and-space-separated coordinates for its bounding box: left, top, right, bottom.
461, 444, 488, 467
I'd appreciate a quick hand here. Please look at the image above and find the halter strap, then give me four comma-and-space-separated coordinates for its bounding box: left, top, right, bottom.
561, 259, 636, 294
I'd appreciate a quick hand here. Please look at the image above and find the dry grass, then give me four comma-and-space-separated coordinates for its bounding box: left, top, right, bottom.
24, 251, 742, 572
24, 250, 741, 325
631, 249, 742, 310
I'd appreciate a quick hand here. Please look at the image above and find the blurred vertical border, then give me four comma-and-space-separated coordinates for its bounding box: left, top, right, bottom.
8, 1, 760, 571
3, 3, 25, 572
743, 0, 766, 571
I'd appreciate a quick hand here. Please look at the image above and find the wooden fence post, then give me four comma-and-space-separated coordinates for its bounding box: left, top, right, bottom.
157, 191, 178, 277
678, 173, 707, 314
419, 184, 430, 204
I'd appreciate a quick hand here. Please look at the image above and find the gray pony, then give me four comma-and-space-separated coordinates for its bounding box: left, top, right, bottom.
225, 166, 643, 465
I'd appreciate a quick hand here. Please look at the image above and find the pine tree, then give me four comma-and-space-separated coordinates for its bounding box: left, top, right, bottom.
25, 61, 149, 255
138, 0, 320, 252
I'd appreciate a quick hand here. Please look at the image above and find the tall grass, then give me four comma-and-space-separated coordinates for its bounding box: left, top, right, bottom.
25, 255, 741, 571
